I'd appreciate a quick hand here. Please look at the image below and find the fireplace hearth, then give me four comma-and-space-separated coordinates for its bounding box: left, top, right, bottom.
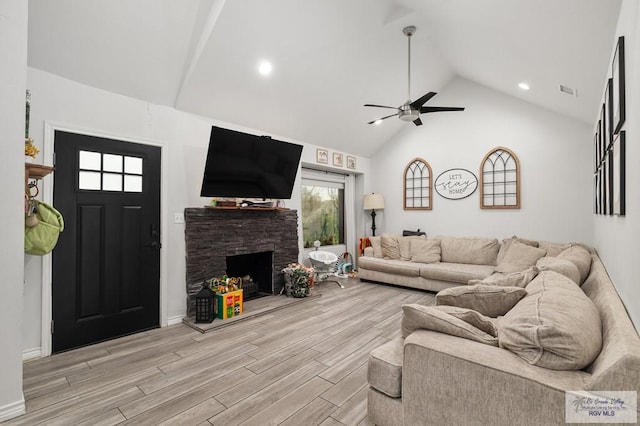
184, 208, 298, 316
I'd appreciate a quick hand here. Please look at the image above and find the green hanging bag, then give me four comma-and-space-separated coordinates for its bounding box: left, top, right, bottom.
24, 200, 64, 256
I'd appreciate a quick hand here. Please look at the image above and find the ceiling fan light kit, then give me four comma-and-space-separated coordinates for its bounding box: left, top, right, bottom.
365, 25, 465, 126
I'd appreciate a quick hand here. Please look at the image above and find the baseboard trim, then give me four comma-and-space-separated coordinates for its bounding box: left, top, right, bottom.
0, 396, 25, 422
167, 315, 185, 326
22, 347, 42, 362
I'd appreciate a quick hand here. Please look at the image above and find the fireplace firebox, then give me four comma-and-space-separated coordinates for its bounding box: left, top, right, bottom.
226, 251, 273, 299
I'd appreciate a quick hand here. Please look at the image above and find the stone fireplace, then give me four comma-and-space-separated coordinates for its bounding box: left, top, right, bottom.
184, 207, 299, 316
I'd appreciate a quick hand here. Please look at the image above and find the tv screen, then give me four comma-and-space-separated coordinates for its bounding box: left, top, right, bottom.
200, 126, 303, 199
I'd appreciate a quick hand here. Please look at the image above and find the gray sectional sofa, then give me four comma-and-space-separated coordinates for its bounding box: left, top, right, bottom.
363, 235, 640, 425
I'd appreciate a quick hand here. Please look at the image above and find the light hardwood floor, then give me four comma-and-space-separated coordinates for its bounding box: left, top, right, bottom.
7, 279, 435, 426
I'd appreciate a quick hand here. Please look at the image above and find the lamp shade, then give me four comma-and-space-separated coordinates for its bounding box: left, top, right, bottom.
363, 193, 385, 210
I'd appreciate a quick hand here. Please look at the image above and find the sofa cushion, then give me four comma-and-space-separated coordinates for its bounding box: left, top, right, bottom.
536, 257, 580, 285
409, 239, 441, 264
439, 236, 500, 265
436, 285, 527, 317
357, 256, 420, 277
468, 266, 538, 288
498, 271, 602, 370
537, 240, 570, 257
369, 236, 383, 258
496, 241, 547, 274
557, 244, 592, 284
434, 305, 497, 336
401, 304, 498, 346
419, 262, 495, 283
399, 235, 427, 261
368, 337, 404, 398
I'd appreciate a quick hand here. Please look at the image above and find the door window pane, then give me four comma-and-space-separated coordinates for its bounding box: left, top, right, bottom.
103, 173, 122, 191
125, 156, 143, 174
103, 154, 123, 173
79, 171, 101, 190
124, 175, 143, 192
79, 151, 101, 171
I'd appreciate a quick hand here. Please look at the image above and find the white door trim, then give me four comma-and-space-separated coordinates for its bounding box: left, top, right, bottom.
41, 121, 168, 356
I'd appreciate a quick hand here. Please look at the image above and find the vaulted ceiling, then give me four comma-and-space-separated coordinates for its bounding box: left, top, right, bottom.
28, 0, 621, 156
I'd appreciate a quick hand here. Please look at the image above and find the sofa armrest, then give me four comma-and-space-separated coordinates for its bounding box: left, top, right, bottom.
402, 330, 591, 426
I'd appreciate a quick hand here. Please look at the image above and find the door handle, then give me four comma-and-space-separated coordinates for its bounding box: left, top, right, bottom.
149, 224, 161, 249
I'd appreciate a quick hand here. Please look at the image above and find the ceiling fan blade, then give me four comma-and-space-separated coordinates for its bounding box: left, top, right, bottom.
364, 104, 398, 110
413, 117, 422, 126
410, 92, 437, 109
367, 113, 398, 124
420, 106, 465, 113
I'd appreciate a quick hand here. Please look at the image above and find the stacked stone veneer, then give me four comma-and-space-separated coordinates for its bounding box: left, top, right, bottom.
184, 207, 299, 317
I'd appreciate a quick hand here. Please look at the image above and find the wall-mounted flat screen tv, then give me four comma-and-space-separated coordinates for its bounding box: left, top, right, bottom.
200, 126, 303, 199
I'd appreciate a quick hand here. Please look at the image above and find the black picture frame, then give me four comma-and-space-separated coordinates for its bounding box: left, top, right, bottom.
613, 131, 626, 216
607, 146, 614, 215
594, 172, 600, 214
612, 36, 625, 134
604, 78, 613, 150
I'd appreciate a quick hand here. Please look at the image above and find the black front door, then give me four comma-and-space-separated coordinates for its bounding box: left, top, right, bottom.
52, 131, 161, 353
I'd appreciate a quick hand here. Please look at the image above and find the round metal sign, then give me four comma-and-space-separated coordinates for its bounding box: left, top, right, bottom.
434, 168, 478, 200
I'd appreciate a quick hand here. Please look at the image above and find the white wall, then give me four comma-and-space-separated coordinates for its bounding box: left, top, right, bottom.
594, 0, 640, 328
371, 77, 593, 244
24, 68, 371, 353
0, 0, 27, 421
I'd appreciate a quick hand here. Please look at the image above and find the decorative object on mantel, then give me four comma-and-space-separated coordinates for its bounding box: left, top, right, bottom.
480, 147, 520, 209
363, 193, 384, 236
435, 168, 478, 200
404, 157, 432, 210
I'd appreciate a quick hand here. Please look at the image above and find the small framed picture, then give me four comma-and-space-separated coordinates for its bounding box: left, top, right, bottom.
347, 155, 356, 170
613, 131, 626, 216
612, 36, 625, 134
316, 149, 328, 164
333, 152, 343, 167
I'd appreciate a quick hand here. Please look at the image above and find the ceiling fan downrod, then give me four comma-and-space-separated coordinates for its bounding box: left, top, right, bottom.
403, 25, 416, 103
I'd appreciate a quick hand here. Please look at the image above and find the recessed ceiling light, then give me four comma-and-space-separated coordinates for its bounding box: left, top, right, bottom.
258, 61, 273, 76
518, 82, 530, 91
374, 119, 383, 125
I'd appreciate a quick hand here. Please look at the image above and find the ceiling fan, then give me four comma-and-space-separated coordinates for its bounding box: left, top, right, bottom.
365, 25, 465, 126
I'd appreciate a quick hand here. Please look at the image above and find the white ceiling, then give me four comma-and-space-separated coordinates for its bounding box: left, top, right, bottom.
28, 0, 621, 157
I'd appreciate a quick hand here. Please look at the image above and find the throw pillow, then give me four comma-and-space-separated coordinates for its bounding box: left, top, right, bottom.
536, 257, 581, 285
409, 239, 441, 264
468, 266, 538, 288
537, 240, 570, 257
398, 235, 427, 261
496, 241, 546, 274
369, 236, 383, 258
497, 236, 539, 265
435, 285, 527, 318
498, 271, 602, 370
434, 305, 497, 337
401, 304, 498, 346
381, 234, 401, 260
557, 244, 592, 284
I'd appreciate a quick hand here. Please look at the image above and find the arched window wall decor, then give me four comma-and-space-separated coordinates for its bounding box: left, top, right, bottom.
403, 158, 433, 210
480, 147, 521, 209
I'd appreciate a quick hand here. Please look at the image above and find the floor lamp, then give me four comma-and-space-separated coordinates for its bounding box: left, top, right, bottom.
363, 193, 384, 236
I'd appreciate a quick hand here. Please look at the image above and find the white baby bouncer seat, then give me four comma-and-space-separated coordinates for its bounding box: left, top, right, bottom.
308, 251, 344, 288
